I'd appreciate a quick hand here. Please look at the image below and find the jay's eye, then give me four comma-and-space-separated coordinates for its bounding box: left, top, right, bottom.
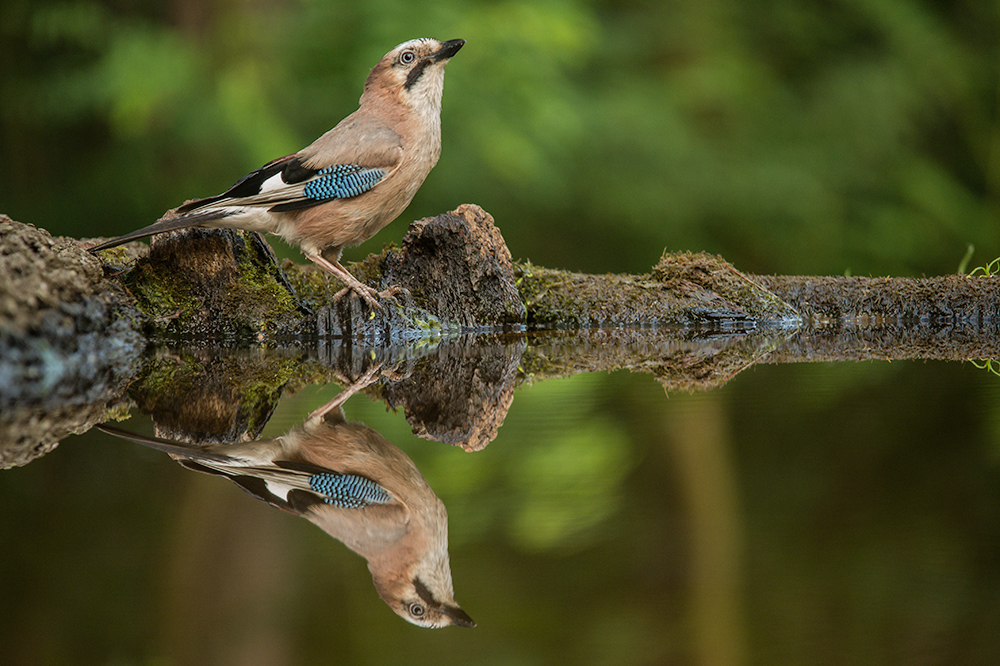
409, 603, 425, 617
399, 50, 416, 65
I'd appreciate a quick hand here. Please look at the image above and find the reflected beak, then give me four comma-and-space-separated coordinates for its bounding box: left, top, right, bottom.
433, 39, 466, 62
441, 603, 476, 628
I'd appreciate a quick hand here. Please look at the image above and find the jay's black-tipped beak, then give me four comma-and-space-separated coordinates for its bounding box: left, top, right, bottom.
441, 603, 476, 628
433, 39, 465, 61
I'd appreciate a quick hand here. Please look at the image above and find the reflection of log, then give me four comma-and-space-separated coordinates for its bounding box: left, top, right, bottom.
5, 322, 1000, 468
518, 329, 783, 393
378, 335, 526, 451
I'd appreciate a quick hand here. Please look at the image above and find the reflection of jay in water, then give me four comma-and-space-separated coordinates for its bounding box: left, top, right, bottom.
99, 368, 474, 628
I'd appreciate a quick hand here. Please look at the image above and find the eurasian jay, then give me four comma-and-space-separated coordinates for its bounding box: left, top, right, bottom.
90, 38, 465, 308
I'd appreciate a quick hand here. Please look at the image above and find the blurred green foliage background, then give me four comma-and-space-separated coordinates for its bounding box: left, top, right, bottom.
1, 0, 998, 276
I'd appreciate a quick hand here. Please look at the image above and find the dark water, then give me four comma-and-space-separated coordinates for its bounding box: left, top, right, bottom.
2, 331, 1000, 665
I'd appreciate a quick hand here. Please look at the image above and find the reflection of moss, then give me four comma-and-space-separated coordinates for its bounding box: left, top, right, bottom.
283, 359, 346, 393
131, 349, 302, 440
227, 352, 299, 436
136, 355, 202, 401
514, 328, 796, 394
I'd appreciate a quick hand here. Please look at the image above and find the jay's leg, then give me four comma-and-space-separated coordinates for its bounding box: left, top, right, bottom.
305, 252, 383, 309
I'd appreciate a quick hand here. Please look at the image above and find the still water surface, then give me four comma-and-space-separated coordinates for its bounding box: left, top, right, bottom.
2, 332, 1000, 665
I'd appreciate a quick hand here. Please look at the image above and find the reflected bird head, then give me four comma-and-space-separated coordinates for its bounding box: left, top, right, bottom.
376, 571, 476, 629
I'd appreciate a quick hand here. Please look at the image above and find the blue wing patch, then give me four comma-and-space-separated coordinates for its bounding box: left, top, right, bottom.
303, 164, 387, 201
309, 472, 392, 508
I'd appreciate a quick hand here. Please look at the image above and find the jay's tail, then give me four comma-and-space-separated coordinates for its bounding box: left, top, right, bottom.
94, 424, 238, 463
88, 210, 230, 253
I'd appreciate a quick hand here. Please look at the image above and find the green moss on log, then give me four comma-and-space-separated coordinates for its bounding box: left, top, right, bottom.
515, 252, 799, 328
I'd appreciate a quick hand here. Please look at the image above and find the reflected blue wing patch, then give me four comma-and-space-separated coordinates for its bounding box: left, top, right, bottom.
309, 472, 392, 508
303, 164, 386, 201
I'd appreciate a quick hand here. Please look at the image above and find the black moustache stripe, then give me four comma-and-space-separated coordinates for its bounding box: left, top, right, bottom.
405, 60, 431, 90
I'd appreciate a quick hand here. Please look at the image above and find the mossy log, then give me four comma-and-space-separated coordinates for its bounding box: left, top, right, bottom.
5, 202, 1000, 394
2, 204, 804, 347
5, 202, 1000, 363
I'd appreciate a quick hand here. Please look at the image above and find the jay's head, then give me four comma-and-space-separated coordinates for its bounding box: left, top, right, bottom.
363, 38, 465, 110
369, 498, 476, 629
375, 571, 476, 629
